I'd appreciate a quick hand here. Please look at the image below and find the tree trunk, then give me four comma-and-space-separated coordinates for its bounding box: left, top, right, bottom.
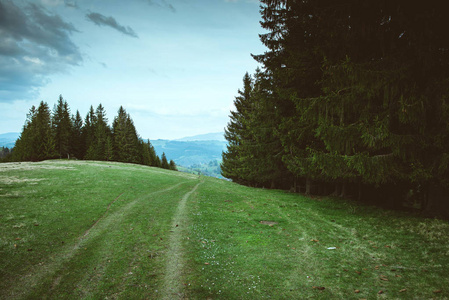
305, 178, 312, 195
357, 181, 362, 201
339, 181, 347, 198
331, 183, 341, 197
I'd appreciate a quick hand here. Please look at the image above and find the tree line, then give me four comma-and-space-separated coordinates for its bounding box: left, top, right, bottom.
6, 95, 177, 171
222, 0, 449, 215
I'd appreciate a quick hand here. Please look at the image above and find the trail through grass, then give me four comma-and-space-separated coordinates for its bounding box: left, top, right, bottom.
161, 180, 202, 299
1, 160, 448, 299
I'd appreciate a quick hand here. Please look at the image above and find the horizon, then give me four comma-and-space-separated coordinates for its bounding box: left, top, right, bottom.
0, 130, 225, 143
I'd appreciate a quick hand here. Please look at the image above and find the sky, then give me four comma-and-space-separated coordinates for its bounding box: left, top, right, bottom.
0, 0, 265, 140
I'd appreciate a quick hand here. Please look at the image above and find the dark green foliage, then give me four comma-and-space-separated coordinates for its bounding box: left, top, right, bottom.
146, 139, 160, 167
52, 95, 73, 159
81, 106, 96, 159
13, 102, 56, 161
85, 104, 111, 161
0, 147, 12, 161
161, 152, 170, 169
222, 71, 293, 188
221, 73, 253, 184
10, 98, 176, 172
112, 106, 140, 164
223, 0, 449, 214
169, 159, 177, 171
71, 110, 84, 159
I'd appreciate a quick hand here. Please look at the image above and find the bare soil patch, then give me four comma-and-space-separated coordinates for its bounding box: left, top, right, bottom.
259, 221, 278, 226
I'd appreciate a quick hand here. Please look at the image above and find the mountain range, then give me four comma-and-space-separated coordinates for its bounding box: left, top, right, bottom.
0, 132, 19, 148
152, 132, 226, 167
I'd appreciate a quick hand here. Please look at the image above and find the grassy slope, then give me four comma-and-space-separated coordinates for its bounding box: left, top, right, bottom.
1, 161, 448, 299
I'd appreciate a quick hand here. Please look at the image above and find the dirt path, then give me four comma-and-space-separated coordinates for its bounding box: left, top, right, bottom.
3, 181, 190, 299
160, 180, 202, 299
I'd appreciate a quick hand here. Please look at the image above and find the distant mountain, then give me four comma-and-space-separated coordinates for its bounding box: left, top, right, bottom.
151, 139, 227, 167
175, 132, 225, 142
151, 132, 228, 178
0, 132, 19, 148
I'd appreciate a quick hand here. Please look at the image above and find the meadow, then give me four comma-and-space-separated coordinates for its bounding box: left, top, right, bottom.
1, 160, 448, 299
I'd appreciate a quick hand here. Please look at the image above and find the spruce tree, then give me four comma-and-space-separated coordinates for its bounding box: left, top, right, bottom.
72, 110, 83, 159
161, 152, 169, 169
147, 140, 159, 167
81, 106, 96, 159
13, 106, 36, 161
52, 95, 73, 159
85, 104, 111, 161
221, 73, 254, 184
14, 102, 56, 161
112, 106, 140, 163
169, 160, 177, 171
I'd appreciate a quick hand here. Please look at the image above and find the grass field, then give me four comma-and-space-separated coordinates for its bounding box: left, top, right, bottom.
1, 160, 448, 299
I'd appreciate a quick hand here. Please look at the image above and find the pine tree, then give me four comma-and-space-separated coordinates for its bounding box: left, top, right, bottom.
169, 160, 177, 171
14, 102, 56, 161
221, 73, 254, 184
154, 155, 161, 168
81, 106, 96, 159
85, 104, 111, 161
13, 106, 36, 161
52, 95, 73, 159
112, 106, 140, 163
161, 152, 169, 169
243, 69, 293, 189
72, 110, 83, 159
147, 140, 159, 167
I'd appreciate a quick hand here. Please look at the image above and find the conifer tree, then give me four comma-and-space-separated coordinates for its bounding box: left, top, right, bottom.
81, 106, 96, 159
169, 160, 177, 171
14, 102, 56, 161
161, 152, 169, 169
154, 155, 162, 168
221, 73, 254, 184
85, 104, 111, 161
72, 110, 83, 159
147, 140, 159, 167
52, 95, 73, 159
13, 106, 36, 161
112, 106, 139, 163
139, 139, 151, 166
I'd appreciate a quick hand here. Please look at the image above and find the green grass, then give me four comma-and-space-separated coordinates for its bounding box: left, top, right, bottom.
1, 160, 448, 299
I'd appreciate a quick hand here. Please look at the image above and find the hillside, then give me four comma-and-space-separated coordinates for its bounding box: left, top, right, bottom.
1, 160, 448, 299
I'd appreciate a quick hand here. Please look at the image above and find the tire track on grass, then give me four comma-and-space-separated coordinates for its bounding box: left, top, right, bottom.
161, 180, 203, 299
4, 181, 189, 299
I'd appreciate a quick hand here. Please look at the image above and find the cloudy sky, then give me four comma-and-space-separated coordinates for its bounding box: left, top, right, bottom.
0, 0, 265, 140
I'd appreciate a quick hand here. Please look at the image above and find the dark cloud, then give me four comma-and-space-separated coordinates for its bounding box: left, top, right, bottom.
64, 0, 78, 9
86, 12, 138, 38
0, 0, 82, 102
144, 0, 176, 13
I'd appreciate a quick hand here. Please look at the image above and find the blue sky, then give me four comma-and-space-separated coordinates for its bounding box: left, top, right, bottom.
0, 0, 264, 140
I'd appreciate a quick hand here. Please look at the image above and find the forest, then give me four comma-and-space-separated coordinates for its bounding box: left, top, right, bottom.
222, 0, 449, 216
3, 96, 177, 171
